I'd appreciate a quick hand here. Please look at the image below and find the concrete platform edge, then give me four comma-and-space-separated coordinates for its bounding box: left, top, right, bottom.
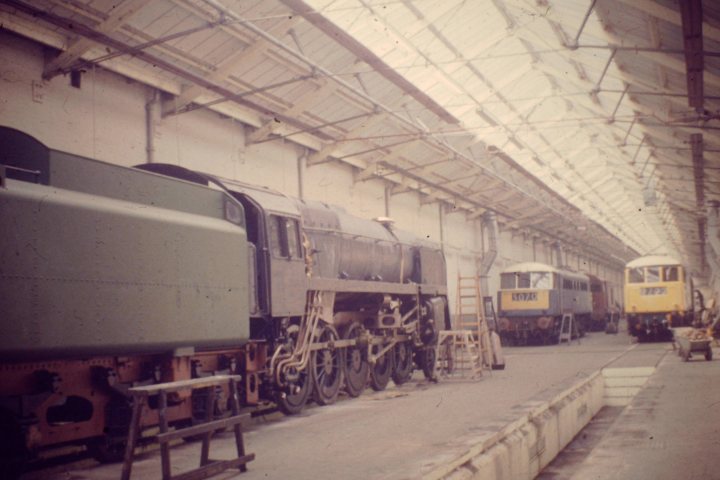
425, 371, 604, 480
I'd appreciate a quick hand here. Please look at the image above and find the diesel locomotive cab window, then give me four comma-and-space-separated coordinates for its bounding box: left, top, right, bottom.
628, 268, 644, 283
501, 273, 516, 289
646, 267, 660, 283
531, 272, 552, 289
269, 215, 302, 259
518, 272, 531, 288
664, 266, 679, 282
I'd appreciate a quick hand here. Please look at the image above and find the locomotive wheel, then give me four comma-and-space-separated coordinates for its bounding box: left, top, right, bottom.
311, 324, 343, 405
276, 325, 312, 415
342, 322, 369, 397
88, 434, 127, 463
276, 367, 311, 415
370, 345, 395, 391
421, 347, 437, 380
391, 341, 414, 385
182, 387, 231, 442
89, 396, 132, 463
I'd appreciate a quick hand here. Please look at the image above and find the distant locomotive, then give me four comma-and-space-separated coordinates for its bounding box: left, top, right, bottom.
624, 255, 692, 341
0, 127, 448, 472
497, 262, 592, 345
588, 273, 611, 331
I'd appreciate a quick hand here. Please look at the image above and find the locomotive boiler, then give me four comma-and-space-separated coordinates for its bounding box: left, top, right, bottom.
0, 127, 448, 473
496, 262, 592, 345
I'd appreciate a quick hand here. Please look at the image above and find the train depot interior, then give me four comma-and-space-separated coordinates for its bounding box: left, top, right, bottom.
1, 1, 720, 479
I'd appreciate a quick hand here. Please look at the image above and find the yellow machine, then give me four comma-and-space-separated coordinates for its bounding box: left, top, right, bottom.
624, 255, 692, 341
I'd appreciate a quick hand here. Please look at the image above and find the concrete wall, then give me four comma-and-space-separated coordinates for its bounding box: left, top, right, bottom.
0, 30, 624, 313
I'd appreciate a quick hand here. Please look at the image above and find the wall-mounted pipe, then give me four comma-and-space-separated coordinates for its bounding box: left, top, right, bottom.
479, 211, 498, 296
297, 149, 307, 200
145, 88, 159, 164
552, 241, 564, 268
706, 202, 720, 295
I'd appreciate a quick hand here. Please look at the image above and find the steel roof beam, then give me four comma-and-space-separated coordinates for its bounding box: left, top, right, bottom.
679, 0, 704, 110
42, 0, 147, 79
247, 81, 338, 144
163, 10, 302, 116
613, 0, 720, 44
279, 0, 457, 124
691, 133, 705, 208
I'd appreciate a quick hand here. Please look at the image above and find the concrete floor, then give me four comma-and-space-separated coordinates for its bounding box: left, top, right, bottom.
540, 340, 720, 480
33, 330, 681, 480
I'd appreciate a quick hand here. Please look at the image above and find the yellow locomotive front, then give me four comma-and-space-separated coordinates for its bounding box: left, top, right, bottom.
497, 263, 558, 345
624, 255, 692, 341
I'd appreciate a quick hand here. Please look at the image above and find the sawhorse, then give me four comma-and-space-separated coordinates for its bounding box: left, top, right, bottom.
121, 374, 254, 480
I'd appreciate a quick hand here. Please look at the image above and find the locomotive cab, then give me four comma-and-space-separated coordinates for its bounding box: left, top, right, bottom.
624, 255, 692, 341
133, 164, 310, 337
221, 184, 309, 324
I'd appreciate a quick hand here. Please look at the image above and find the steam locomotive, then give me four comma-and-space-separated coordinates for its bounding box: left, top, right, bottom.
0, 127, 448, 471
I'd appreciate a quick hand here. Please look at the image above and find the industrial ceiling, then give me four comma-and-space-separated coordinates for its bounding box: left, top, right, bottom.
1, 0, 718, 278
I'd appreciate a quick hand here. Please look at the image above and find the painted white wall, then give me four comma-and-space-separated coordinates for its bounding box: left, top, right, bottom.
0, 31, 625, 316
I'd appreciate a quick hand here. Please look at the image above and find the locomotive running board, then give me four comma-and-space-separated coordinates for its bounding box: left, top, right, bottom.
307, 277, 447, 296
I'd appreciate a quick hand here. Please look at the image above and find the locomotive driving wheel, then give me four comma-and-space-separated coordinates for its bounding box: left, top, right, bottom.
391, 341, 414, 385
276, 367, 311, 415
342, 321, 369, 397
370, 344, 395, 391
311, 324, 343, 405
88, 433, 128, 463
419, 347, 437, 381
276, 325, 311, 415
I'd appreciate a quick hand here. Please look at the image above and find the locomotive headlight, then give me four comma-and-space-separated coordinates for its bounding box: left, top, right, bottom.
223, 198, 244, 225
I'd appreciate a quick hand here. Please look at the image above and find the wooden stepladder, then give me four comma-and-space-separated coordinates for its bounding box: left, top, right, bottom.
558, 311, 580, 344
455, 274, 493, 368
435, 275, 493, 378
435, 330, 483, 378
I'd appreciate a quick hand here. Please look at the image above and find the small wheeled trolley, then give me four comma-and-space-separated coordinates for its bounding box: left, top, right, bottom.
675, 329, 713, 362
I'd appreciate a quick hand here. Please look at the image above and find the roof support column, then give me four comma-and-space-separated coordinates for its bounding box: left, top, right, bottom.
679, 0, 704, 110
